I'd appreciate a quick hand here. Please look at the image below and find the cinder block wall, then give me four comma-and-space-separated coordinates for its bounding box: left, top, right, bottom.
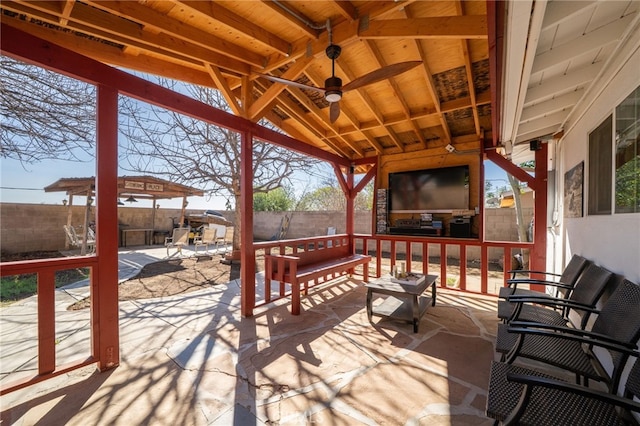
0, 203, 525, 258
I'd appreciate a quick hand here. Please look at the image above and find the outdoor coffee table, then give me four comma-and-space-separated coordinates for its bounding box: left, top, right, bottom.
365, 274, 438, 333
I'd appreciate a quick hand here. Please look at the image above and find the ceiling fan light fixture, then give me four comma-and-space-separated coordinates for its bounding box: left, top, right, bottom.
324, 75, 342, 102
325, 90, 342, 103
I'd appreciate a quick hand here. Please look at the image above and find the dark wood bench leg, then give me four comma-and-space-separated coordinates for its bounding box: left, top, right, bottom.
291, 279, 301, 315
366, 288, 373, 322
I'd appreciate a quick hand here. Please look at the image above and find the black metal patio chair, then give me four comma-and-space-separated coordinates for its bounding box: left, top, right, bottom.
497, 255, 591, 325
502, 279, 640, 390
486, 353, 640, 425
498, 254, 590, 301
494, 264, 615, 354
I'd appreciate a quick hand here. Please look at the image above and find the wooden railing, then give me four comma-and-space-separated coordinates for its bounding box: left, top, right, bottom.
254, 234, 535, 310
0, 256, 98, 394
353, 234, 534, 296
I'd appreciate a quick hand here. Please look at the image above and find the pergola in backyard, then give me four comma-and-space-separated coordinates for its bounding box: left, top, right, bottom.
0, 1, 552, 395
44, 176, 205, 254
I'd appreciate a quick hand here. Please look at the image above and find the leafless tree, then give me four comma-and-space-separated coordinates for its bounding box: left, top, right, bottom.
118, 80, 320, 253
0, 56, 96, 163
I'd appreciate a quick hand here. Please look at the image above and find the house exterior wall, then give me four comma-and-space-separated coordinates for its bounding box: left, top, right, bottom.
557, 38, 640, 283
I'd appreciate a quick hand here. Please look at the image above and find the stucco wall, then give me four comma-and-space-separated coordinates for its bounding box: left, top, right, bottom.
1, 203, 525, 257
557, 39, 640, 283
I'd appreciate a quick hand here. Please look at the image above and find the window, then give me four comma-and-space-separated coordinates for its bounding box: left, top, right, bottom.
615, 86, 640, 213
588, 115, 612, 215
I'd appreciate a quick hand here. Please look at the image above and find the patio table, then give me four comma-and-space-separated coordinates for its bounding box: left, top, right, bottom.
365, 273, 438, 333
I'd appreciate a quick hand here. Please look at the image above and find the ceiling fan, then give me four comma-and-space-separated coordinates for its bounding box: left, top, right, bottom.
259, 43, 421, 124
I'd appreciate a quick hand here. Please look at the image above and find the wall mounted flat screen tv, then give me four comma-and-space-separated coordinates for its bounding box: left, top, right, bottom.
389, 165, 469, 211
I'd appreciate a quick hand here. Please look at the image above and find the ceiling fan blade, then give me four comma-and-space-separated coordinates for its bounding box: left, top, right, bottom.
257, 74, 326, 94
329, 102, 341, 123
342, 61, 422, 92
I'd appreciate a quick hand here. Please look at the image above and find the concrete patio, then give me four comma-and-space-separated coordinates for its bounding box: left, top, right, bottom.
1, 247, 499, 425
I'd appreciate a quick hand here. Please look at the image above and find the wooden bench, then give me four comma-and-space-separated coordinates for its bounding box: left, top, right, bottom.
264, 241, 371, 315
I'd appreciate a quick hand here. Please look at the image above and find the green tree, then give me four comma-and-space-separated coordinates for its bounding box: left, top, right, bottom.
254, 187, 294, 211
297, 181, 373, 211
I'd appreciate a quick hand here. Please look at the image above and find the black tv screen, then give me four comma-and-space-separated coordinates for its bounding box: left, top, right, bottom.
389, 166, 469, 211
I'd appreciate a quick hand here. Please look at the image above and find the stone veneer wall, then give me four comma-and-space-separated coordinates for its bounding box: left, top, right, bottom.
0, 203, 529, 259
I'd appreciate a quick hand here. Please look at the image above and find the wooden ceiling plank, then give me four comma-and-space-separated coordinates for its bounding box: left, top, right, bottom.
5, 0, 252, 75
87, 0, 265, 68
403, 6, 453, 145
259, 0, 320, 40
358, 0, 421, 20
181, 1, 291, 56
335, 60, 404, 149
1, 15, 218, 88
456, 1, 481, 137
248, 55, 313, 121
205, 64, 243, 117
363, 39, 424, 149
359, 16, 488, 40
262, 18, 362, 72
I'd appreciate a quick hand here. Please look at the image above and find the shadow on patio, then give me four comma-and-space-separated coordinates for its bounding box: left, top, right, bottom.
1, 275, 498, 425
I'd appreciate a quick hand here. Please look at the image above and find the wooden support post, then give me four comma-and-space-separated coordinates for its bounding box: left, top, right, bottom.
240, 131, 255, 317
530, 143, 548, 290
94, 84, 120, 371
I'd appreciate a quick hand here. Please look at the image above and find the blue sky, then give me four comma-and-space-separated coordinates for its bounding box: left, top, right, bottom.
1, 156, 508, 210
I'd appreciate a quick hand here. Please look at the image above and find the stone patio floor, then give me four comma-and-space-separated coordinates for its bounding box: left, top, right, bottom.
1, 248, 500, 425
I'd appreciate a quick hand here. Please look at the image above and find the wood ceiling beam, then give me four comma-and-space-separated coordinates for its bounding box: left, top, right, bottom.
178, 1, 291, 57
455, 1, 481, 137
332, 1, 358, 21
403, 6, 452, 145
359, 16, 488, 39
259, 0, 320, 40
1, 16, 218, 88
4, 1, 252, 75
363, 39, 426, 149
264, 110, 341, 157
87, 0, 265, 68
335, 60, 404, 150
248, 56, 313, 121
60, 0, 75, 26
276, 103, 351, 158
327, 90, 491, 137
304, 68, 382, 154
283, 86, 365, 157
205, 64, 243, 117
358, 0, 421, 20
261, 1, 413, 72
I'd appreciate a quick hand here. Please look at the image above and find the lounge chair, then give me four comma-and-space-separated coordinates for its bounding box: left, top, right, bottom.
193, 227, 217, 254
165, 227, 190, 257
495, 264, 614, 354
209, 224, 227, 253
63, 224, 96, 254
